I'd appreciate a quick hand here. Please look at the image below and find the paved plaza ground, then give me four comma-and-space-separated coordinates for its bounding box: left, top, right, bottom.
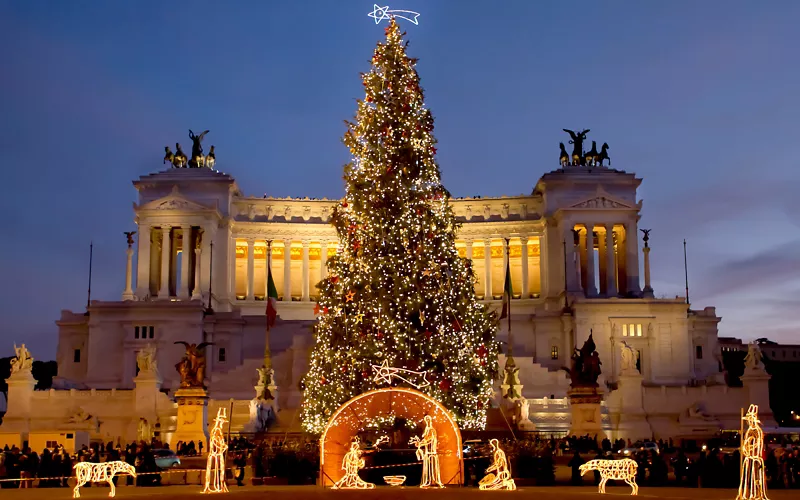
0, 485, 795, 500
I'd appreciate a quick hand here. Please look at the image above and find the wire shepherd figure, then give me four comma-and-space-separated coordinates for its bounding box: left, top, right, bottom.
479, 439, 516, 490
203, 407, 229, 494
738, 404, 769, 500
410, 415, 443, 488
332, 439, 375, 489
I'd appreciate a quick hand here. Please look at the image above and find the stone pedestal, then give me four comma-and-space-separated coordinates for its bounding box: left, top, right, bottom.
134, 371, 162, 424
567, 386, 607, 439
2, 372, 35, 433
172, 388, 209, 448
607, 373, 652, 441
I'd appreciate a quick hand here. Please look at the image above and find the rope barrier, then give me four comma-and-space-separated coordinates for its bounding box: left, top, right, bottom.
361, 454, 491, 471
0, 467, 237, 484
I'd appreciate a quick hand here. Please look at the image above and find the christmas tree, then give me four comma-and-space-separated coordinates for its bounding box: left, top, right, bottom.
300, 19, 499, 434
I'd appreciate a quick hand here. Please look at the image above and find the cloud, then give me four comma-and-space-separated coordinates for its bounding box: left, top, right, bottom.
697, 240, 800, 299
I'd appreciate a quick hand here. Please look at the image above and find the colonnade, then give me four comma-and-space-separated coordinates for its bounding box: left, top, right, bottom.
131, 224, 207, 301
563, 221, 640, 298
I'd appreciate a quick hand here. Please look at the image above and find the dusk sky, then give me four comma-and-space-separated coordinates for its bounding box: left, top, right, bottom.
1, 1, 798, 360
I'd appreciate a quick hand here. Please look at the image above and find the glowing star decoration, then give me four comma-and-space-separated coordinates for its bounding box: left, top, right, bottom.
368, 4, 420, 25
372, 359, 430, 389
738, 404, 769, 500
410, 415, 444, 488
579, 459, 638, 495
203, 407, 230, 494
73, 461, 136, 498
479, 439, 516, 491
345, 290, 356, 302
332, 440, 376, 489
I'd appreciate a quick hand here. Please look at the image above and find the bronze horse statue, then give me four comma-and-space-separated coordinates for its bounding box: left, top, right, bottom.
559, 143, 569, 166
585, 141, 599, 166
597, 143, 611, 166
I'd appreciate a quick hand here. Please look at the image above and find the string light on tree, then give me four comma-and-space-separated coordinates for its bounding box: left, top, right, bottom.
579, 459, 639, 495
300, 16, 498, 435
372, 359, 430, 389
73, 461, 136, 498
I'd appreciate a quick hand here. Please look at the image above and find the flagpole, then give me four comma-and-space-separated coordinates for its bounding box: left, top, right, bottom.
86, 241, 93, 310
506, 238, 512, 360
264, 240, 273, 372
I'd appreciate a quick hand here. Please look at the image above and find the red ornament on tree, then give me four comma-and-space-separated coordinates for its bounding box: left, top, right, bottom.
439, 378, 451, 392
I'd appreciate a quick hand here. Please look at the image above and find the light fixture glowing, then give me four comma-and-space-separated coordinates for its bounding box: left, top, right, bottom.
579, 458, 639, 495
479, 439, 516, 490
410, 415, 444, 488
73, 461, 136, 498
372, 359, 430, 388
737, 404, 769, 500
203, 407, 229, 494
368, 4, 420, 25
332, 439, 376, 489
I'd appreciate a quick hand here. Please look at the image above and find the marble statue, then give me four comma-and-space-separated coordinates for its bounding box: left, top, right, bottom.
744, 343, 765, 372
518, 397, 530, 423
10, 343, 33, 374
136, 344, 158, 376
620, 341, 637, 374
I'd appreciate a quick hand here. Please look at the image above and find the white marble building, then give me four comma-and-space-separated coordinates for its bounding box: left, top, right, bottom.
1, 160, 773, 446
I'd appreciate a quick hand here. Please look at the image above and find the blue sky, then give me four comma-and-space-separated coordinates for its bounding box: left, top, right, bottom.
1, 1, 798, 359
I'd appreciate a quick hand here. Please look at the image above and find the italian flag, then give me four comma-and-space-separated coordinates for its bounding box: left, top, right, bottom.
499, 258, 513, 319
266, 262, 279, 328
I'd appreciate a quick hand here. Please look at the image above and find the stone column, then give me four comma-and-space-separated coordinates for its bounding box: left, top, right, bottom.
502, 237, 510, 292
625, 221, 641, 295
483, 238, 493, 299
465, 239, 473, 262
642, 241, 654, 299
301, 240, 310, 301
520, 236, 529, 299
578, 228, 588, 292
246, 238, 255, 301
122, 245, 135, 301
192, 247, 202, 300
584, 224, 597, 296
283, 239, 292, 301
605, 224, 618, 297
158, 226, 172, 299
135, 224, 151, 298
563, 225, 577, 292
179, 225, 192, 299
319, 241, 328, 282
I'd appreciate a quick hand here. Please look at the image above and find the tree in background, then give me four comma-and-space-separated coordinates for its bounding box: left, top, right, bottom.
300, 19, 498, 434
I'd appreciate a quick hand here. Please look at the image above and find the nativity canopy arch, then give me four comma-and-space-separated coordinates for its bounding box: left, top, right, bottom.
319, 387, 463, 486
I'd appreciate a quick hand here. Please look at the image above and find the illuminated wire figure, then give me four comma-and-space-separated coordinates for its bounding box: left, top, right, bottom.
479, 439, 516, 490
203, 407, 229, 494
332, 439, 375, 489
579, 458, 638, 495
410, 415, 443, 488
738, 404, 769, 500
73, 461, 136, 498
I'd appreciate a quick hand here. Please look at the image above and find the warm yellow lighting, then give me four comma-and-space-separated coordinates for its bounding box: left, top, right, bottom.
332, 439, 375, 489
479, 439, 516, 490
203, 407, 229, 494
73, 461, 136, 498
410, 415, 444, 488
384, 475, 407, 486
737, 404, 769, 500
579, 458, 638, 495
